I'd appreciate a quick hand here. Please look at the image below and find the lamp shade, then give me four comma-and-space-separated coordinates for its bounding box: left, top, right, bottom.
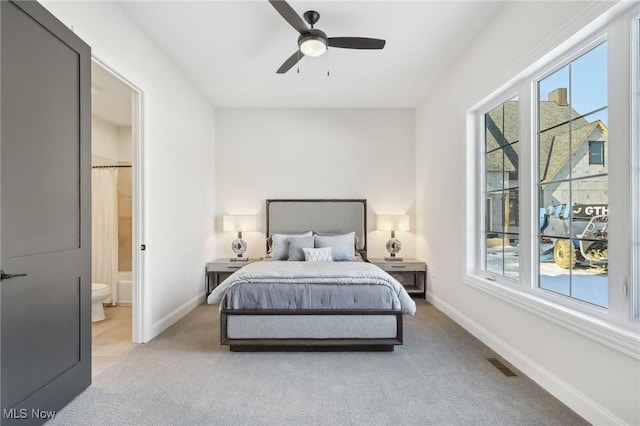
223, 215, 256, 232
376, 214, 410, 232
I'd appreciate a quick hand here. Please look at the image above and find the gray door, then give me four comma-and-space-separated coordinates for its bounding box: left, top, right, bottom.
1, 1, 91, 424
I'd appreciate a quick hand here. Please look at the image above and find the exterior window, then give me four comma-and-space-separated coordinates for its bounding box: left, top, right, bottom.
469, 6, 638, 345
484, 96, 519, 281
537, 42, 608, 307
588, 140, 605, 164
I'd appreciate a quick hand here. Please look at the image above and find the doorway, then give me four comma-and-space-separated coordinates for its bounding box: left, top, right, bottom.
90, 59, 144, 375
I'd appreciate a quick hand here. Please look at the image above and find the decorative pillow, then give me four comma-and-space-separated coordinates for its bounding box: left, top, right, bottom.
314, 232, 355, 261
287, 235, 315, 261
302, 247, 333, 262
270, 231, 313, 260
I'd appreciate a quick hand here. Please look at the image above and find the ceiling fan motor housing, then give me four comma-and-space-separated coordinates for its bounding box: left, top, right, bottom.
303, 10, 320, 27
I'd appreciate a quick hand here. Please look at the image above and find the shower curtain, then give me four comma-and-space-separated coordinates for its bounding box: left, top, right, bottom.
92, 168, 119, 305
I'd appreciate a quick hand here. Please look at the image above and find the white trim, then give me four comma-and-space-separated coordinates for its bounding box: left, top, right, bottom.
427, 291, 630, 426
463, 275, 640, 360
149, 293, 204, 340
132, 88, 146, 343
631, 16, 640, 320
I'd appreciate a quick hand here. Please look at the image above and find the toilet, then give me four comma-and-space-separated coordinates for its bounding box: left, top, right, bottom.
91, 283, 112, 322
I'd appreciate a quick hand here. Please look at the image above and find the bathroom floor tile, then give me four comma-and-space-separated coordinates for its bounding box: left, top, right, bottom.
92, 305, 136, 378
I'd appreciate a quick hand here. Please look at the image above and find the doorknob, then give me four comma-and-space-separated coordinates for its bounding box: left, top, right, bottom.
0, 269, 28, 280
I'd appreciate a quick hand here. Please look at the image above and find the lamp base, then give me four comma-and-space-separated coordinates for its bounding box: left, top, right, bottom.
385, 238, 402, 262
231, 238, 247, 262
384, 256, 403, 261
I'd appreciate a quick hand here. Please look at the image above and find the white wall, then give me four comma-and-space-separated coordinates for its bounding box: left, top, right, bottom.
92, 116, 131, 164
91, 116, 119, 162
215, 108, 415, 260
415, 1, 638, 425
43, 1, 217, 341
117, 125, 132, 163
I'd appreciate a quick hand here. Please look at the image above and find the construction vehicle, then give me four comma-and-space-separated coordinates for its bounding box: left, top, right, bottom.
540, 203, 608, 269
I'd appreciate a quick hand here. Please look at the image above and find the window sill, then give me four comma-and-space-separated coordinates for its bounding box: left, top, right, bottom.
463, 274, 640, 360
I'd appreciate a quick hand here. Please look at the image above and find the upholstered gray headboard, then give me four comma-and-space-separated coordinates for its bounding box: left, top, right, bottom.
266, 199, 367, 255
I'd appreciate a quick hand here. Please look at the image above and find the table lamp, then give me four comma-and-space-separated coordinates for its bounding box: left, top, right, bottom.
376, 214, 410, 261
223, 215, 256, 261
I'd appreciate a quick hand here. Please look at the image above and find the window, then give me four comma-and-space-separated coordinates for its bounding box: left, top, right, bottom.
537, 42, 608, 307
588, 140, 605, 164
483, 96, 520, 281
467, 2, 640, 345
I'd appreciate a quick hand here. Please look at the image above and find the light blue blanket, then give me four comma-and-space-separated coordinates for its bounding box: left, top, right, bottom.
207, 261, 416, 315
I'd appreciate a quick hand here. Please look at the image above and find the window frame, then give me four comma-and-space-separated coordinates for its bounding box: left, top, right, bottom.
632, 16, 640, 320
465, 2, 640, 359
533, 36, 609, 309
480, 94, 522, 283
588, 140, 605, 165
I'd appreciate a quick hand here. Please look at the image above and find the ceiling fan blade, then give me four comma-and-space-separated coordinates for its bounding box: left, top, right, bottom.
276, 50, 305, 74
268, 0, 308, 34
328, 37, 386, 50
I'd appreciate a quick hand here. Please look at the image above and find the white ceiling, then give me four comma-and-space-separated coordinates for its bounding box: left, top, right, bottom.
116, 1, 507, 108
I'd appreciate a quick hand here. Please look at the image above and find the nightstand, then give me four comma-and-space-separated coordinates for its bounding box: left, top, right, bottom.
368, 258, 427, 299
205, 258, 259, 297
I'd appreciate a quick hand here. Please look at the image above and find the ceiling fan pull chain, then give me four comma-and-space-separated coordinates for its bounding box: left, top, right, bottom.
327, 49, 331, 77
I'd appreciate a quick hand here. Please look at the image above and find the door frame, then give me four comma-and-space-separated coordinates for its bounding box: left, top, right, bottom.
91, 58, 147, 343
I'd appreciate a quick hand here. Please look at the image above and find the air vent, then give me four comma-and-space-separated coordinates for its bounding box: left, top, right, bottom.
487, 357, 517, 377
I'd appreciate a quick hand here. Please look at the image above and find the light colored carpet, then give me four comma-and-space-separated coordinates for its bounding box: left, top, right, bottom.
50, 300, 587, 425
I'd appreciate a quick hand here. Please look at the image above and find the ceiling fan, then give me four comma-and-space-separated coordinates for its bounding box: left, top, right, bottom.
268, 0, 386, 74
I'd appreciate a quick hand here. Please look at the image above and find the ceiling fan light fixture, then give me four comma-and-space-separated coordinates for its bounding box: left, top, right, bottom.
271, 1, 385, 74
299, 34, 327, 57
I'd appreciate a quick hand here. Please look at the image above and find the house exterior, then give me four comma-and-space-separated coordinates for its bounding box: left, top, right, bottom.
485, 88, 608, 235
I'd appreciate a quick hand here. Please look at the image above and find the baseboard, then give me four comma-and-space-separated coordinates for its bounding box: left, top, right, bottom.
426, 292, 626, 426
148, 292, 205, 340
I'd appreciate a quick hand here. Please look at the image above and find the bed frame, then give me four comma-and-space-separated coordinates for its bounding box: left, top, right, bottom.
220, 199, 404, 352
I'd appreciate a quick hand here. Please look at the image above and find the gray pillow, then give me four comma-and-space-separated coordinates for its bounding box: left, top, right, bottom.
287, 235, 315, 261
314, 232, 355, 261
270, 231, 313, 260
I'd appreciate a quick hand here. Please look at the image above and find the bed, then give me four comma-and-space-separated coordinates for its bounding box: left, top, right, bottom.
207, 199, 416, 351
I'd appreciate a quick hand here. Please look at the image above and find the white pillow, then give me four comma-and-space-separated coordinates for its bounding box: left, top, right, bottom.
269, 231, 313, 260
302, 247, 333, 262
